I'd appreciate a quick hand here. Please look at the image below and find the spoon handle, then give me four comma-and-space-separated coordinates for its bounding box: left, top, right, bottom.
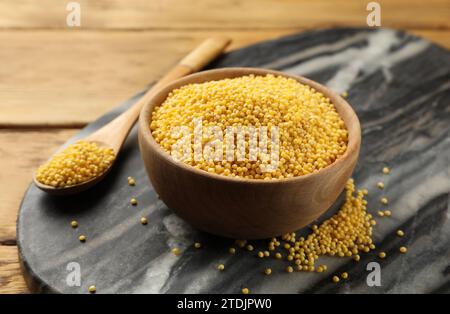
86, 36, 231, 151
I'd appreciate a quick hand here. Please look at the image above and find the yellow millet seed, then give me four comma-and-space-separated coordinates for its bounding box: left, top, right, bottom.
79, 235, 86, 242
217, 264, 225, 271
383, 210, 392, 217
379, 252, 386, 259
264, 268, 272, 275
341, 272, 349, 279
194, 242, 201, 249
397, 230, 405, 237
88, 285, 96, 293
171, 247, 181, 256
70, 220, 78, 228
377, 182, 385, 189
286, 266, 294, 273
229, 247, 236, 254
127, 176, 136, 186
353, 254, 361, 262
332, 276, 340, 283
130, 198, 138, 206
246, 244, 254, 252
242, 288, 249, 294
257, 251, 264, 258
140, 217, 148, 225
377, 210, 385, 217
382, 167, 390, 174
275, 252, 282, 259
341, 91, 348, 97
263, 251, 270, 257
150, 75, 348, 179
380, 197, 388, 205
35, 140, 115, 188
399, 246, 408, 253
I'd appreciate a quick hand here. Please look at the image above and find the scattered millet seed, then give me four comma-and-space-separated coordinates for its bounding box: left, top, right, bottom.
369, 244, 376, 250
275, 252, 282, 259
379, 252, 387, 259
171, 247, 181, 256
70, 220, 78, 228
246, 244, 254, 252
140, 217, 148, 225
257, 251, 264, 258
150, 75, 348, 179
286, 266, 294, 273
380, 197, 388, 205
377, 210, 385, 217
88, 285, 96, 293
341, 91, 349, 97
322, 265, 328, 271
217, 264, 225, 271
399, 246, 408, 253
235, 240, 247, 248
228, 247, 236, 254
35, 140, 115, 188
332, 276, 340, 283
383, 210, 392, 217
397, 230, 405, 237
79, 235, 86, 242
263, 251, 270, 257
264, 268, 272, 275
242, 288, 249, 294
341, 272, 349, 279
353, 254, 361, 262
362, 188, 368, 195
382, 167, 390, 174
377, 182, 385, 189
194, 242, 201, 249
127, 176, 136, 186
130, 198, 138, 206
273, 179, 374, 270
316, 266, 324, 273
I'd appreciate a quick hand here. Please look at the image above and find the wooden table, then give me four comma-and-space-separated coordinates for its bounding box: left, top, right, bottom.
1, 0, 449, 294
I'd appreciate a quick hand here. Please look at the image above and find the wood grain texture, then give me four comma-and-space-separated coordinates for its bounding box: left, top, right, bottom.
0, 29, 296, 127
1, 29, 449, 127
0, 246, 27, 293
0, 0, 449, 30
0, 129, 78, 242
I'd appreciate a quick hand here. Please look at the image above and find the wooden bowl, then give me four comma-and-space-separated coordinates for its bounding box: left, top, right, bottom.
138, 68, 361, 239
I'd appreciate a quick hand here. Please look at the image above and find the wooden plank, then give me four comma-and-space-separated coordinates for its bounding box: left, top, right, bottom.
0, 29, 449, 127
0, 0, 449, 30
0, 129, 78, 242
0, 246, 28, 293
0, 29, 298, 127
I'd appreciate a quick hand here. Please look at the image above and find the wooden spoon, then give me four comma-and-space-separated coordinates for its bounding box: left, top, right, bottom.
34, 37, 231, 195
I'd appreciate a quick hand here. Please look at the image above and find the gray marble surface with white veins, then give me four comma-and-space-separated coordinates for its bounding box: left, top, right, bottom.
18, 28, 450, 294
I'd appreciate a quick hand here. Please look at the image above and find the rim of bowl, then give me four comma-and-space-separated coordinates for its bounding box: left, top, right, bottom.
139, 67, 361, 185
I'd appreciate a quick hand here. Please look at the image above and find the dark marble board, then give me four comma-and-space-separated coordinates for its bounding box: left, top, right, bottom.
18, 28, 450, 294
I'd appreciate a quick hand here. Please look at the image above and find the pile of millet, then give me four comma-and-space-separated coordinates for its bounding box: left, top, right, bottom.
35, 140, 115, 187
274, 178, 375, 271
150, 74, 348, 179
